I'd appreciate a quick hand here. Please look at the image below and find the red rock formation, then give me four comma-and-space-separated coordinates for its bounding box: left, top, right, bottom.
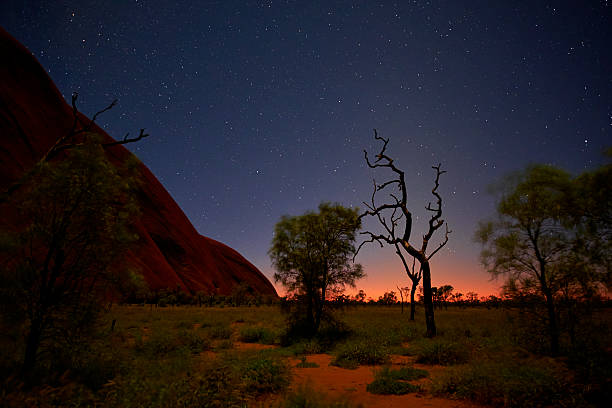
0, 27, 277, 297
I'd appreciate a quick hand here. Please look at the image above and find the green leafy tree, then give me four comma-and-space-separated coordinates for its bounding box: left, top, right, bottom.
269, 202, 364, 336
475, 162, 612, 355
0, 139, 138, 374
475, 165, 572, 355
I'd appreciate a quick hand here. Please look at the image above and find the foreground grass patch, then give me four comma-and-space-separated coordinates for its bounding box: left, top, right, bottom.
331, 339, 389, 369
432, 358, 576, 407
414, 339, 469, 365
279, 383, 362, 408
238, 325, 277, 344
366, 366, 423, 395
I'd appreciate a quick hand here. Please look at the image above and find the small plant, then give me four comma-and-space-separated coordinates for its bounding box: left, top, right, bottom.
331, 339, 389, 369
296, 356, 319, 368
389, 365, 429, 381
239, 326, 277, 344
241, 355, 291, 394
279, 383, 361, 408
207, 324, 233, 340
415, 339, 468, 365
366, 366, 422, 395
432, 359, 571, 407
181, 330, 211, 354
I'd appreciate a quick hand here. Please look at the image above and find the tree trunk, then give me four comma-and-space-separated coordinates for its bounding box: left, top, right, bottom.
542, 286, 560, 356
22, 318, 43, 376
410, 283, 417, 321
306, 287, 315, 335
315, 286, 325, 333
421, 261, 436, 337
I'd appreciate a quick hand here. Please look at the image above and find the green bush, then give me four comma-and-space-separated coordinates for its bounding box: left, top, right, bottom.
366, 366, 422, 395
279, 383, 361, 408
414, 339, 468, 365
331, 339, 389, 369
296, 356, 319, 368
388, 366, 429, 381
432, 359, 573, 407
241, 356, 291, 394
206, 324, 233, 340
239, 326, 277, 344
180, 330, 211, 353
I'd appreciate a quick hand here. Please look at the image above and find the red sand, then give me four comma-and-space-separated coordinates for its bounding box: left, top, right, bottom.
288, 354, 481, 408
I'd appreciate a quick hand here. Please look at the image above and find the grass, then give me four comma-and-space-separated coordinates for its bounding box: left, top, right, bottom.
296, 356, 319, 368
238, 325, 278, 344
278, 383, 362, 407
413, 338, 469, 365
431, 358, 574, 407
0, 305, 609, 407
330, 339, 389, 369
366, 366, 423, 395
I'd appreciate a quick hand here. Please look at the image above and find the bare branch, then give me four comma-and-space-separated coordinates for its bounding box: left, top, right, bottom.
103, 128, 150, 147
427, 224, 452, 260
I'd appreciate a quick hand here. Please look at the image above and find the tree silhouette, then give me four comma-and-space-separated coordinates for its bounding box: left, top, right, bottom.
358, 130, 450, 337
0, 140, 138, 375
269, 203, 363, 336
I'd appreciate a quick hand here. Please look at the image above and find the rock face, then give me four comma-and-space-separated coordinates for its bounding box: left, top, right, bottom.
0, 27, 277, 297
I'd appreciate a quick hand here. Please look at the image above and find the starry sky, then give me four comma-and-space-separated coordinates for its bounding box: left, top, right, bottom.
1, 1, 610, 299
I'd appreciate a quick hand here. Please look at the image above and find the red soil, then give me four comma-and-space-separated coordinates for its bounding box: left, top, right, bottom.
288, 354, 481, 408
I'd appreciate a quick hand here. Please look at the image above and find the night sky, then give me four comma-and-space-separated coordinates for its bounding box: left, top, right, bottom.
2, 1, 610, 299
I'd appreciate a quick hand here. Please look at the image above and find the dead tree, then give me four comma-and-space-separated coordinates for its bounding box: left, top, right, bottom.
396, 254, 421, 321
358, 130, 450, 337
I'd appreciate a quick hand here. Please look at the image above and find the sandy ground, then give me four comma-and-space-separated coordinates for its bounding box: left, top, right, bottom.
226, 342, 482, 407
286, 353, 480, 408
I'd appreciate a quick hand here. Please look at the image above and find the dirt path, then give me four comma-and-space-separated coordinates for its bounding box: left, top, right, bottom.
287, 354, 480, 408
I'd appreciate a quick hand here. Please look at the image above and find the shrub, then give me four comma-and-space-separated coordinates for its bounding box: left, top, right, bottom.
279, 383, 361, 408
206, 325, 233, 340
366, 366, 422, 395
414, 339, 468, 365
239, 326, 277, 344
432, 359, 573, 407
241, 356, 291, 394
296, 356, 319, 368
331, 339, 389, 369
181, 330, 211, 354
388, 366, 429, 381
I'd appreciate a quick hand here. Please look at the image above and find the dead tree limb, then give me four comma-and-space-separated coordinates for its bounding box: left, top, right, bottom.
1, 93, 149, 203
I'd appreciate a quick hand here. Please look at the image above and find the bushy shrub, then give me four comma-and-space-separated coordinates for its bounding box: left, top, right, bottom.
432, 359, 574, 407
279, 383, 361, 408
414, 339, 468, 365
366, 366, 422, 395
239, 326, 277, 344
206, 324, 233, 340
331, 339, 389, 369
296, 356, 319, 368
240, 356, 291, 394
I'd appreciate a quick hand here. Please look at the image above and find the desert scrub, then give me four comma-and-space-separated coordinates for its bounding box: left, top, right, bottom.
238, 326, 277, 344
331, 339, 389, 369
386, 365, 429, 381
296, 356, 319, 368
432, 359, 573, 407
181, 330, 211, 353
240, 355, 291, 394
414, 339, 469, 365
204, 324, 233, 340
279, 383, 362, 407
366, 366, 422, 395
